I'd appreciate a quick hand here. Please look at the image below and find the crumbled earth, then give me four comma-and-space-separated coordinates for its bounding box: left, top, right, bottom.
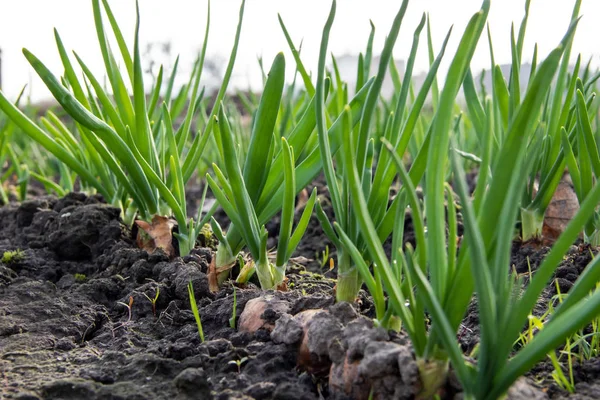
0, 193, 329, 399
0, 192, 598, 399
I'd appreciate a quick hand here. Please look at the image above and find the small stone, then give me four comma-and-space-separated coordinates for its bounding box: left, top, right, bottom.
244, 382, 276, 399
174, 368, 212, 398
55, 338, 76, 351
506, 377, 547, 400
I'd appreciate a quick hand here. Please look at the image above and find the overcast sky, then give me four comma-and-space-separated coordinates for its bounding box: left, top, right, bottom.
0, 0, 598, 101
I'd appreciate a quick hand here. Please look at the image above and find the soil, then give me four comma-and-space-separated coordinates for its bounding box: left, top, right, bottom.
1, 189, 599, 400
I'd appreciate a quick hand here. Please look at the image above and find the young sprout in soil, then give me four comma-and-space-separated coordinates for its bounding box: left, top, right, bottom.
228, 357, 248, 374
229, 286, 237, 329
316, 245, 330, 270
188, 281, 205, 342
142, 287, 160, 318
548, 304, 576, 393
210, 55, 375, 288
116, 296, 134, 328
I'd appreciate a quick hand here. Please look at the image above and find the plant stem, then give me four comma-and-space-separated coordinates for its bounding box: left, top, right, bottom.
272, 264, 286, 287
584, 229, 600, 246
521, 207, 545, 241
216, 240, 236, 286
416, 358, 449, 398
255, 258, 275, 289
335, 250, 360, 303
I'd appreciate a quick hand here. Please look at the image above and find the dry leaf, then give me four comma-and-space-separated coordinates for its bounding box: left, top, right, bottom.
276, 276, 289, 291
135, 215, 177, 257
207, 257, 220, 293
207, 257, 236, 293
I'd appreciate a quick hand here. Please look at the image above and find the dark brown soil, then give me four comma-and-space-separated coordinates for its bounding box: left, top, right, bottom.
0, 189, 598, 399
0, 193, 330, 399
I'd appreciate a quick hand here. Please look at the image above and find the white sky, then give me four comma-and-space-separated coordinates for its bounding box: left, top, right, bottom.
0, 0, 598, 101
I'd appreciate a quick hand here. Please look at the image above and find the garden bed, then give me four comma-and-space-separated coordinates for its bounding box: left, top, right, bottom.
0, 191, 598, 400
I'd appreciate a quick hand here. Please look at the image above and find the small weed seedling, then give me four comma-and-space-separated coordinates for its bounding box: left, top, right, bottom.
1, 249, 24, 265
229, 286, 237, 329
188, 281, 205, 342
228, 356, 248, 373
548, 282, 576, 393
113, 296, 134, 333
317, 245, 330, 270
143, 286, 160, 318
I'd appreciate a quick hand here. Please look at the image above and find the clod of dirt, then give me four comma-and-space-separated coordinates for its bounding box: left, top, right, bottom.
332, 340, 422, 400
22, 201, 122, 260
0, 265, 17, 284
506, 377, 548, 400
271, 301, 423, 400
135, 215, 177, 257
16, 196, 55, 228
238, 295, 292, 333
294, 309, 331, 373
171, 260, 211, 302
271, 313, 304, 345
173, 367, 212, 398
293, 302, 401, 384
304, 310, 343, 373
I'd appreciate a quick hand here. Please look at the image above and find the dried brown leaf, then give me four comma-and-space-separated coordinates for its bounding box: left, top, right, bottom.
135, 215, 177, 257
207, 257, 220, 293
207, 257, 236, 293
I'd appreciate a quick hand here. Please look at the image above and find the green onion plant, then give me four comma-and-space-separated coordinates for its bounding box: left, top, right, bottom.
207, 53, 318, 289
313, 0, 452, 303
0, 88, 26, 203
462, 0, 591, 242
0, 0, 249, 256
314, 0, 600, 398
210, 57, 374, 288
1, 1, 600, 396
561, 86, 600, 244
